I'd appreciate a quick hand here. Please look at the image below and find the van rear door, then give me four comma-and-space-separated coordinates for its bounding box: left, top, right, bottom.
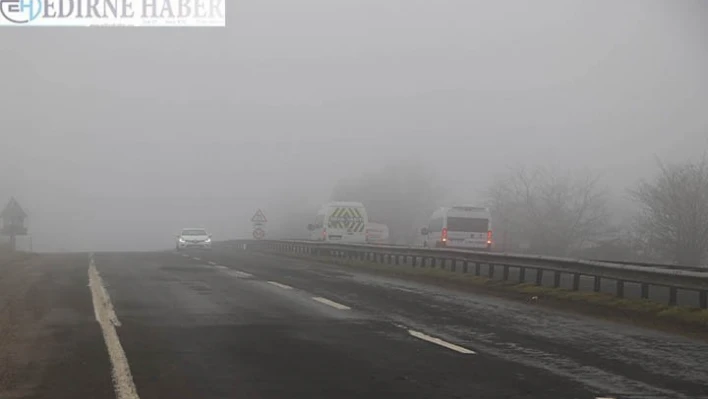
327, 206, 367, 242
446, 217, 489, 248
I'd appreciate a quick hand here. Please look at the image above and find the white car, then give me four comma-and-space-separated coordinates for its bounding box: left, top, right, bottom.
176, 228, 212, 250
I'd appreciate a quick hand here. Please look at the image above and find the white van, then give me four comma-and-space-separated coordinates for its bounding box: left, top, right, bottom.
365, 222, 390, 244
421, 206, 492, 250
307, 202, 369, 243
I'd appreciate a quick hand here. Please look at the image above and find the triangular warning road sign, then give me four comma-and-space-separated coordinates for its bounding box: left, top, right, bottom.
251, 209, 267, 223
1, 197, 27, 219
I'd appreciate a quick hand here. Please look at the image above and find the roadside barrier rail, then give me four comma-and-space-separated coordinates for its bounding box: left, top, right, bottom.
226, 239, 708, 309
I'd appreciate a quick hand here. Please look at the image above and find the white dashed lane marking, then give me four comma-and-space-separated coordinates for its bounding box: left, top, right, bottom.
312, 297, 351, 310
267, 281, 293, 290
208, 261, 217, 266
228, 270, 253, 279
407, 330, 476, 355
193, 257, 201, 261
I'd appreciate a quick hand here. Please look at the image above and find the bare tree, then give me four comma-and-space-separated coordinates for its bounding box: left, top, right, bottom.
631, 156, 708, 266
485, 165, 610, 256
331, 161, 442, 245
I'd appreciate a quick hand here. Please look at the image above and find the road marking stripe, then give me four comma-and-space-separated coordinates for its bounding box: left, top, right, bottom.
182, 254, 189, 258
229, 270, 253, 278
208, 261, 217, 266
193, 257, 201, 261
312, 296, 351, 310
215, 265, 228, 270
88, 254, 141, 399
267, 281, 293, 290
408, 330, 476, 354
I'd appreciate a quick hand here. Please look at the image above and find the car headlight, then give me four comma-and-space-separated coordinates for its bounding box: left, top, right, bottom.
179, 238, 185, 243
204, 238, 211, 243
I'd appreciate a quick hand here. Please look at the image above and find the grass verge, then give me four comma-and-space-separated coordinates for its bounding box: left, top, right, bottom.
259, 250, 708, 340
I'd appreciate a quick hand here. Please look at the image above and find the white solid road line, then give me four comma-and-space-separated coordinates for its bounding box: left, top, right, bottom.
215, 265, 228, 270
267, 281, 293, 290
408, 330, 476, 355
193, 257, 202, 261
88, 254, 141, 399
312, 296, 351, 310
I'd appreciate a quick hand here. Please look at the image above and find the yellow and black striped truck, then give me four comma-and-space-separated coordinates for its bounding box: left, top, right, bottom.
307, 202, 369, 243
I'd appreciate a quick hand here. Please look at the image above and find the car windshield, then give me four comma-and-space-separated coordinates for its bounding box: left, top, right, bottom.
182, 229, 207, 236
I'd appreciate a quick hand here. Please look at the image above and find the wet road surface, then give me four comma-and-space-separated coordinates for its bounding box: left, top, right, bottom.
2, 248, 707, 399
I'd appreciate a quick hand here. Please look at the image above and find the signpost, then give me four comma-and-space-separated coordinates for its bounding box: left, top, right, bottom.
1, 197, 28, 251
251, 209, 267, 240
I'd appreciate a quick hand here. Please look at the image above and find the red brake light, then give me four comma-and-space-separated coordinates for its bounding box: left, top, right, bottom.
442, 227, 448, 242
487, 230, 492, 244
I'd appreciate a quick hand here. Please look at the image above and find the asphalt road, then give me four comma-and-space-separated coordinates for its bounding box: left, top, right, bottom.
2, 248, 708, 399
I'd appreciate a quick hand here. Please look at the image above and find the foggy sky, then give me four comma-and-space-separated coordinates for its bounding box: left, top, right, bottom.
1, 0, 707, 251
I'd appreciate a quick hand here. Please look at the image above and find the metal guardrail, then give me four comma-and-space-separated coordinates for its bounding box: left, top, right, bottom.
231, 239, 708, 309
589, 258, 706, 272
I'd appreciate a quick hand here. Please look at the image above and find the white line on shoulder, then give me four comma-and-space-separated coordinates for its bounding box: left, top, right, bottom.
88, 254, 141, 399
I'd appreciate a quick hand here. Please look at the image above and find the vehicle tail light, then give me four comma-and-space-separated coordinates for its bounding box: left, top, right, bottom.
322, 228, 327, 240
441, 227, 448, 242
487, 230, 492, 244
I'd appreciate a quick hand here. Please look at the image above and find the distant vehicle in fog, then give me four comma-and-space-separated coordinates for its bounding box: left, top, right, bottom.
176, 228, 212, 250
307, 202, 368, 243
420, 206, 492, 250
366, 222, 390, 244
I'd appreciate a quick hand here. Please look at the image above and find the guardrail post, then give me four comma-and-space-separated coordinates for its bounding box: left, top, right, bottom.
669, 287, 677, 306
641, 283, 649, 299
519, 267, 526, 283
616, 280, 624, 298
462, 260, 469, 273
488, 263, 495, 279
700, 291, 707, 309
475, 262, 481, 276
430, 258, 436, 268
572, 273, 580, 291
553, 271, 561, 288
387, 254, 393, 265
412, 256, 417, 267
395, 255, 400, 265
593, 276, 601, 292
451, 259, 457, 272
535, 269, 543, 286
502, 265, 509, 281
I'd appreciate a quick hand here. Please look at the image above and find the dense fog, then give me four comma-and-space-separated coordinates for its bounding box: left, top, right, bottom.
1, 0, 706, 252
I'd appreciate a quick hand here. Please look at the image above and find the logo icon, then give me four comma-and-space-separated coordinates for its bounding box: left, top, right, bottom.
0, 0, 43, 23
